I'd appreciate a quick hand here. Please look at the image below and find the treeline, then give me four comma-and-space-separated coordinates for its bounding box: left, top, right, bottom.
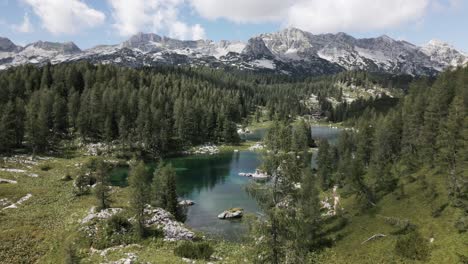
0, 62, 417, 157
0, 63, 264, 156
317, 66, 467, 221
330, 94, 400, 122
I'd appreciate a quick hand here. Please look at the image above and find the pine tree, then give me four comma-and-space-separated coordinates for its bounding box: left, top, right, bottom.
437, 96, 467, 205
355, 119, 374, 166
291, 120, 310, 153
152, 162, 185, 222
94, 159, 111, 211
248, 124, 316, 263
52, 92, 67, 136
129, 161, 149, 237
317, 139, 333, 189
0, 101, 16, 153
294, 169, 323, 254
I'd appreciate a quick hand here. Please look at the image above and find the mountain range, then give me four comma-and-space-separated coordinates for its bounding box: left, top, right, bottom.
1, 28, 467, 76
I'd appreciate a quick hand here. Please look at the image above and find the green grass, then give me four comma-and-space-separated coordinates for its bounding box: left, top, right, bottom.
1, 146, 465, 263
0, 152, 251, 263
318, 167, 467, 264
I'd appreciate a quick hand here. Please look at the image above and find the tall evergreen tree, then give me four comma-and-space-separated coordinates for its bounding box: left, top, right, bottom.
94, 159, 111, 211
317, 139, 333, 189
437, 96, 467, 205
129, 161, 149, 237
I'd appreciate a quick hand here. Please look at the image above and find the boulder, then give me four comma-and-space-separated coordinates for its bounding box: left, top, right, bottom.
218, 208, 244, 219
179, 200, 195, 206
144, 205, 195, 241
81, 207, 123, 224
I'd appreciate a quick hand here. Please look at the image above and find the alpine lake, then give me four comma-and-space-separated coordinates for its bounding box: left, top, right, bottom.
110, 125, 342, 240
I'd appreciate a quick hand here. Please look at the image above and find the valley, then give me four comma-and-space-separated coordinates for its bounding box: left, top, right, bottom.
0, 20, 466, 264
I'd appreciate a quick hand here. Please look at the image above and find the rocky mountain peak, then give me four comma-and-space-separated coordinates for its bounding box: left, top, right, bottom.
121, 32, 163, 50
0, 29, 466, 77
420, 39, 467, 67
242, 37, 274, 59
28, 41, 81, 54
0, 37, 20, 52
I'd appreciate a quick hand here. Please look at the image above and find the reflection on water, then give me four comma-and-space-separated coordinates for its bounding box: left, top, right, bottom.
169, 151, 262, 240
109, 125, 342, 240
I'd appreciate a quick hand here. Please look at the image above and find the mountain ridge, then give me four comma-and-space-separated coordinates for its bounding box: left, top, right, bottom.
0, 28, 466, 76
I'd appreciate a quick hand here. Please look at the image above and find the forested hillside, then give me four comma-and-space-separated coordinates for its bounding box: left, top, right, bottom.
0, 63, 409, 157
0, 62, 465, 263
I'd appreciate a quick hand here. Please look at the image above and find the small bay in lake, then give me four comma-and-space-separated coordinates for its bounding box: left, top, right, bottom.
110, 125, 342, 240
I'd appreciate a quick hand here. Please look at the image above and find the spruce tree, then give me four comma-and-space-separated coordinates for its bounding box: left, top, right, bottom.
152, 162, 185, 221
94, 159, 111, 211
437, 96, 467, 205
129, 161, 149, 237
0, 101, 16, 153
317, 139, 333, 189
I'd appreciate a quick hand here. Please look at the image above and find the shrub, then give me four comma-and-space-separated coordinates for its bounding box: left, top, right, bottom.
454, 216, 467, 233
61, 174, 73, 181
73, 174, 91, 196
106, 214, 132, 235
143, 226, 164, 238
174, 241, 214, 260
395, 231, 430, 261
64, 241, 80, 264
92, 214, 137, 250
39, 163, 53, 171
431, 203, 448, 218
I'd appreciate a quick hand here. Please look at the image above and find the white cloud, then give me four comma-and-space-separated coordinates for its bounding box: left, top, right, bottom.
24, 0, 105, 34
189, 0, 292, 23
286, 0, 429, 33
12, 13, 34, 33
109, 0, 206, 40
191, 24, 206, 40
190, 0, 432, 33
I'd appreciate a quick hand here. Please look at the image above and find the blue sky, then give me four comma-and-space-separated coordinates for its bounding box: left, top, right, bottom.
0, 0, 467, 52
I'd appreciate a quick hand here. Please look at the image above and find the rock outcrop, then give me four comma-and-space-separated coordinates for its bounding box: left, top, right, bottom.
218, 208, 244, 219
144, 205, 195, 241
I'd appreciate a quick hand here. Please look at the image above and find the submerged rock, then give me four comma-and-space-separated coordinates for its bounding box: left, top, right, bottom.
218, 208, 244, 219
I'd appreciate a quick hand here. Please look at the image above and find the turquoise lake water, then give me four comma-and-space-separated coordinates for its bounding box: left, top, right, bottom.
110, 125, 342, 240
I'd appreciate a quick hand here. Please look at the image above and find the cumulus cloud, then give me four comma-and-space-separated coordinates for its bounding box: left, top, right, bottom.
190, 0, 293, 23
286, 0, 429, 33
24, 0, 105, 34
190, 0, 432, 33
109, 0, 206, 40
12, 13, 33, 33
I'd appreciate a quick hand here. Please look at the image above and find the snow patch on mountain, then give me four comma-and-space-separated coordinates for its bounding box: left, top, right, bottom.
250, 59, 276, 69
0, 30, 466, 77
420, 39, 468, 68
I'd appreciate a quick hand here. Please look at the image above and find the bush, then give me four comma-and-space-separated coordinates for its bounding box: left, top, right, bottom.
92, 214, 137, 249
431, 203, 448, 218
73, 174, 91, 196
106, 214, 132, 235
395, 231, 430, 261
39, 163, 53, 171
61, 174, 73, 181
174, 241, 214, 260
454, 216, 467, 233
